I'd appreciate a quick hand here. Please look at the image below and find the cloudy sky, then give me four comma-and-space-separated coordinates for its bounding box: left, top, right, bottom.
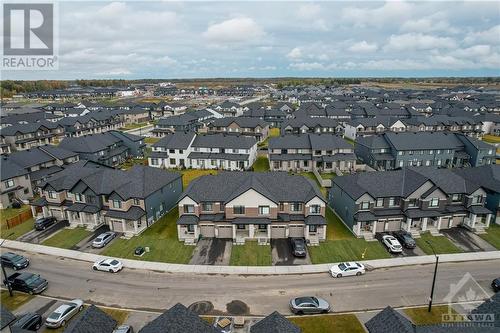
3, 1, 500, 79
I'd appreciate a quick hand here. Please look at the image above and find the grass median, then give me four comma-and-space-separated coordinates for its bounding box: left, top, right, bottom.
252, 156, 270, 171
230, 241, 272, 266
42, 227, 92, 249
416, 232, 463, 255
289, 314, 365, 333
404, 305, 457, 325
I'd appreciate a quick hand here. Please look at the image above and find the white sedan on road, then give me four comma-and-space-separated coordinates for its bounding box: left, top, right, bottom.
382, 235, 403, 253
330, 262, 365, 278
92, 258, 123, 273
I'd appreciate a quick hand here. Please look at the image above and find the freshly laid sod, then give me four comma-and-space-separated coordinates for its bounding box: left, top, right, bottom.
480, 223, 500, 249
326, 208, 354, 240
482, 134, 500, 143
309, 238, 391, 264
42, 227, 92, 249
179, 169, 218, 188
119, 122, 150, 130
416, 232, 463, 255
0, 290, 34, 311
1, 218, 34, 240
404, 305, 457, 325
289, 314, 365, 333
252, 156, 270, 171
320, 173, 336, 180
297, 172, 327, 197
269, 128, 280, 137
144, 137, 160, 144
343, 137, 355, 146
102, 208, 194, 264
230, 241, 272, 266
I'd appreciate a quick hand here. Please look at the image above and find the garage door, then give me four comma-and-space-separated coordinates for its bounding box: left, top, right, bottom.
111, 219, 123, 232
289, 225, 304, 237
385, 219, 401, 231
217, 225, 233, 239
450, 215, 464, 228
271, 225, 286, 239
440, 217, 449, 230
50, 209, 63, 220
200, 224, 215, 238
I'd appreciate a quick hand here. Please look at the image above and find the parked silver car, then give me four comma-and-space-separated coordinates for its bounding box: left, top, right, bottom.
289, 296, 330, 315
92, 231, 116, 248
45, 299, 84, 328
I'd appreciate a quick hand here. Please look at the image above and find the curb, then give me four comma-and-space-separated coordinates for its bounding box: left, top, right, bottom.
2, 239, 500, 275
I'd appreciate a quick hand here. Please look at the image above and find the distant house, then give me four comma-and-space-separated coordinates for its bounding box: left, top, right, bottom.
212, 100, 244, 117
355, 132, 495, 170
31, 164, 182, 237
344, 117, 407, 140
152, 109, 220, 137
0, 122, 65, 152
149, 132, 257, 171
268, 133, 356, 173
59, 131, 145, 167
281, 116, 340, 135
177, 172, 326, 245
206, 117, 270, 142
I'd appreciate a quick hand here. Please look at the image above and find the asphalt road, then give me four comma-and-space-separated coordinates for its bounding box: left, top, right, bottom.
3, 251, 499, 316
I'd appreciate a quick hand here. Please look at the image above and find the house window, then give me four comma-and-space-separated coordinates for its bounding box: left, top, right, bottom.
4, 179, 14, 188
376, 198, 383, 207
259, 206, 270, 215
170, 158, 176, 165
75, 193, 82, 202
429, 198, 439, 207
233, 206, 245, 215
169, 149, 175, 154
187, 225, 195, 232
258, 224, 267, 230
388, 197, 398, 207
133, 198, 140, 205
452, 194, 463, 203
309, 205, 321, 214
360, 202, 369, 210
112, 200, 122, 208
309, 225, 317, 233
237, 224, 245, 230
48, 191, 57, 199
473, 195, 483, 204
201, 202, 213, 212
408, 199, 417, 207
184, 205, 195, 214
151, 158, 158, 165
290, 203, 303, 212
279, 202, 284, 211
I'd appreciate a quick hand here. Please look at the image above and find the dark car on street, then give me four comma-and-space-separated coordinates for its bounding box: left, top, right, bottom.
392, 230, 416, 249
1, 252, 29, 270
11, 312, 43, 331
492, 278, 500, 292
290, 238, 307, 257
34, 217, 56, 231
5, 272, 48, 295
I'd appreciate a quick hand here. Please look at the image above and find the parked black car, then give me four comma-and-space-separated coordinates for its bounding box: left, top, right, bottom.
11, 312, 43, 331
1, 252, 29, 270
290, 238, 307, 257
392, 231, 416, 249
4, 272, 48, 295
492, 278, 500, 292
34, 217, 56, 230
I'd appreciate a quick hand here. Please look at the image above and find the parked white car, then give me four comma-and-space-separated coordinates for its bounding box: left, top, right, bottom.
382, 235, 403, 253
330, 262, 365, 278
45, 299, 84, 328
92, 258, 123, 273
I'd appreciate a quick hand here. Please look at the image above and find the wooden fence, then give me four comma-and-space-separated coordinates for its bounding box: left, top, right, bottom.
5, 210, 33, 229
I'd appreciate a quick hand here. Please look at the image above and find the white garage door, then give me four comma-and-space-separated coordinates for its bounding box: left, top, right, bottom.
271, 225, 286, 239
217, 226, 233, 239
385, 219, 401, 231
50, 209, 63, 220
111, 219, 123, 232
200, 224, 215, 238
289, 225, 304, 238
450, 215, 464, 228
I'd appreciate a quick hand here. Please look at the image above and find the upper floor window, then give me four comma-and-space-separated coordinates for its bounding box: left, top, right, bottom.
201, 202, 213, 212
408, 198, 417, 207
184, 204, 195, 214
451, 194, 462, 203
75, 193, 83, 202
309, 205, 321, 214
4, 179, 14, 188
290, 203, 303, 212
376, 198, 384, 207
112, 200, 121, 209
48, 191, 57, 199
472, 195, 483, 204
259, 206, 270, 215
279, 202, 284, 211
133, 198, 140, 205
233, 205, 245, 215
360, 202, 370, 210
169, 149, 175, 153
388, 197, 398, 207
429, 198, 439, 207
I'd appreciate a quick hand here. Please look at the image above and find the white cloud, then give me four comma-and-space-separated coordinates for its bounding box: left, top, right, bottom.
348, 41, 378, 53
400, 16, 459, 34
287, 47, 303, 60
203, 17, 265, 44
289, 62, 325, 71
384, 33, 457, 51
296, 3, 328, 31
464, 25, 500, 45
341, 1, 414, 28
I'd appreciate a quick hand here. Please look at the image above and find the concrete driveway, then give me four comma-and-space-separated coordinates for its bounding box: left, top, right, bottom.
73, 225, 115, 254
17, 220, 69, 244
189, 238, 232, 265
375, 232, 426, 257
271, 239, 311, 266
441, 227, 497, 252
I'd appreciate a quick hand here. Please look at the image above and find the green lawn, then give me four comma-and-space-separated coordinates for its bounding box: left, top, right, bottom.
404, 305, 457, 325
320, 173, 336, 180
269, 128, 280, 137
343, 137, 355, 146
480, 223, 500, 249
482, 134, 500, 143
144, 137, 160, 144
0, 205, 30, 224
1, 290, 34, 311
289, 314, 365, 333
252, 156, 270, 172
42, 227, 92, 249
102, 207, 194, 264
179, 169, 218, 188
326, 208, 355, 240
297, 172, 327, 197
230, 241, 272, 266
416, 232, 463, 255
309, 238, 391, 264
119, 158, 148, 170
0, 218, 34, 240
119, 122, 150, 130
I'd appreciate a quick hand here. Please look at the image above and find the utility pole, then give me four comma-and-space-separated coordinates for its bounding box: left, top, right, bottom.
426, 240, 439, 312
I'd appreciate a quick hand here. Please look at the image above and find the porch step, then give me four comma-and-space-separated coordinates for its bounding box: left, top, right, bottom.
184, 238, 197, 246
410, 230, 421, 239
234, 237, 245, 245
473, 226, 487, 234
362, 233, 377, 242
428, 228, 442, 237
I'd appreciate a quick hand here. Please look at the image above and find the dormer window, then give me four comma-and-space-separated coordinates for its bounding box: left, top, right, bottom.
429, 198, 439, 207
112, 200, 121, 208
258, 206, 270, 215
75, 193, 83, 202
184, 204, 195, 214
309, 205, 321, 214
451, 194, 462, 203
360, 202, 370, 210
48, 191, 57, 199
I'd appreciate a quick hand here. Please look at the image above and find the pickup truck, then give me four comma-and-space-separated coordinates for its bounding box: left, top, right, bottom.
4, 272, 48, 295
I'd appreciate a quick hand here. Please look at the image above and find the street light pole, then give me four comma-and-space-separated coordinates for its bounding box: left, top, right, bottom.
426, 240, 439, 313
0, 234, 14, 296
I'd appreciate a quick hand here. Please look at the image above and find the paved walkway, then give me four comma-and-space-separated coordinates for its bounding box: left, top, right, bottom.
2, 239, 500, 275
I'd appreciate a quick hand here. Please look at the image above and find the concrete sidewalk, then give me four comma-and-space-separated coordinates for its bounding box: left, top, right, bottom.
2, 239, 499, 275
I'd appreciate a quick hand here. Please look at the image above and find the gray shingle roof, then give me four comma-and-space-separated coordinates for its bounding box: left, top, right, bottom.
384, 132, 464, 150
63, 305, 116, 333
250, 311, 301, 333
59, 132, 122, 153
365, 306, 414, 333
153, 131, 196, 149
192, 133, 257, 149
138, 303, 220, 333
